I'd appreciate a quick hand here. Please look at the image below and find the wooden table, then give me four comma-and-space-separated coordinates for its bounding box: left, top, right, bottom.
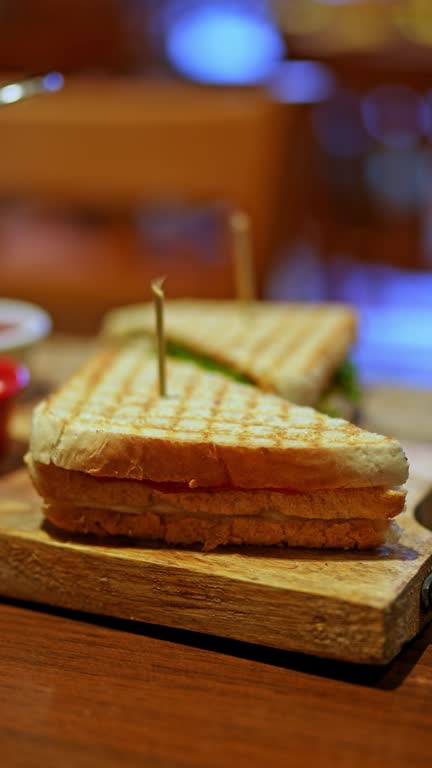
1, 598, 432, 767
2, 338, 432, 766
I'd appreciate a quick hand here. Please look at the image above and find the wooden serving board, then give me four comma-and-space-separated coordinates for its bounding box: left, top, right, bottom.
1, 467, 432, 665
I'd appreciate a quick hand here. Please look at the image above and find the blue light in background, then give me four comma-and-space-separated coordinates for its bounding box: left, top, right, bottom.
365, 148, 425, 212
312, 88, 370, 157
335, 263, 432, 387
166, 3, 284, 85
270, 60, 335, 103
42, 72, 64, 92
353, 305, 432, 388
362, 85, 428, 149
267, 251, 432, 388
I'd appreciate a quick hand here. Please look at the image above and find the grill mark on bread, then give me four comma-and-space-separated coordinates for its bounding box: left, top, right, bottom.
241, 314, 287, 372
275, 398, 289, 449
299, 313, 356, 374
168, 368, 201, 432
165, 317, 258, 381
50, 349, 114, 455
238, 386, 261, 447
69, 353, 387, 445
267, 315, 309, 362
60, 352, 389, 444
205, 377, 230, 439
206, 312, 260, 370
102, 347, 149, 423
269, 311, 326, 378
312, 408, 325, 446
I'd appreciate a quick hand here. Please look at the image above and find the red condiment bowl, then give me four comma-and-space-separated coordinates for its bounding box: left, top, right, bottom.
0, 357, 30, 458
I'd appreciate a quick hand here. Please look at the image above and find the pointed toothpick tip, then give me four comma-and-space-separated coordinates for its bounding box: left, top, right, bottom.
230, 210, 249, 233
151, 275, 166, 298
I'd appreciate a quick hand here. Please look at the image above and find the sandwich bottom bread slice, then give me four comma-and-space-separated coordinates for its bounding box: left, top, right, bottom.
27, 341, 408, 551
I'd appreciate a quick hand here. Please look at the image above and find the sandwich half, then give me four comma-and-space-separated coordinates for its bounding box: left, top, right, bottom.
27, 340, 408, 550
102, 300, 359, 416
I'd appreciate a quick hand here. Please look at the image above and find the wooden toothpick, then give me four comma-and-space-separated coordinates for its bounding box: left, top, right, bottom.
230, 210, 256, 302
151, 276, 167, 397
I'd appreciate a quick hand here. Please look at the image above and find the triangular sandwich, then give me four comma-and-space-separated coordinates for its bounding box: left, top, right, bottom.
103, 300, 358, 414
28, 341, 408, 550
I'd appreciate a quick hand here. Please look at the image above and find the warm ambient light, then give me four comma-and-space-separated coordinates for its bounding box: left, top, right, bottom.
166, 2, 284, 84
273, 0, 332, 35
395, 0, 432, 46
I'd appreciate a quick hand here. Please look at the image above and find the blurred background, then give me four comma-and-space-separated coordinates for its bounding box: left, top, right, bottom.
1, 0, 431, 395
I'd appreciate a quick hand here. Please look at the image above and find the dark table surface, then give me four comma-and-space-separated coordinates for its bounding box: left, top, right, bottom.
1, 598, 432, 768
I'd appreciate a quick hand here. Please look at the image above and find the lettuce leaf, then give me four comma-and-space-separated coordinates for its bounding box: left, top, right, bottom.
333, 360, 361, 403
166, 341, 252, 384
317, 361, 361, 418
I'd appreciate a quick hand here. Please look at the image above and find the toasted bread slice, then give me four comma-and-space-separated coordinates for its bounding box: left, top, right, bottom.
30, 341, 408, 491
28, 459, 406, 521
42, 502, 395, 551
103, 300, 357, 405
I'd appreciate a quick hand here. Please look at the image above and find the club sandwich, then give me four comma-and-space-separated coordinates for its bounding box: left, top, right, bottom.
27, 340, 408, 551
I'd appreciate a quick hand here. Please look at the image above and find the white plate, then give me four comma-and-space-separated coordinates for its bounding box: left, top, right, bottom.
0, 300, 52, 355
